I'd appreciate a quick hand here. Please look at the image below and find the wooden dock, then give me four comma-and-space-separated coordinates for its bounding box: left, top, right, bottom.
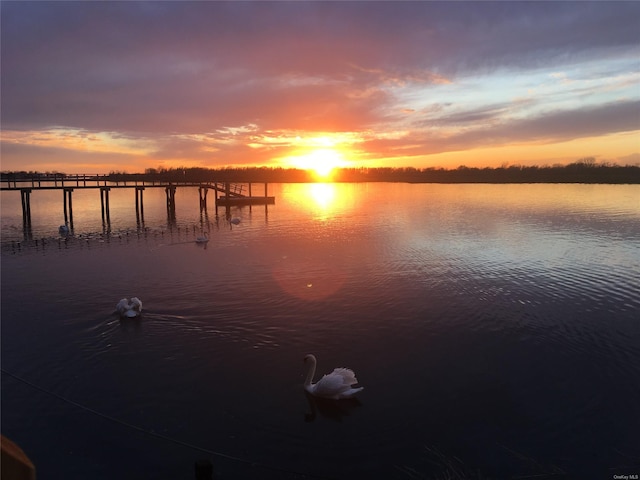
0, 173, 275, 233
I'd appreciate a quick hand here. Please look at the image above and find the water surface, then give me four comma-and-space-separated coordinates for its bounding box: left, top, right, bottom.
2, 183, 639, 479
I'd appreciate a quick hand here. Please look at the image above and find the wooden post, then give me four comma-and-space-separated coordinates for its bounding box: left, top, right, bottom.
199, 186, 208, 212
101, 189, 105, 223
139, 187, 145, 221
135, 188, 140, 224
135, 186, 145, 225
64, 188, 74, 230
165, 185, 176, 222
20, 189, 32, 230
105, 189, 110, 225
100, 187, 111, 225
68, 189, 73, 230
63, 189, 68, 225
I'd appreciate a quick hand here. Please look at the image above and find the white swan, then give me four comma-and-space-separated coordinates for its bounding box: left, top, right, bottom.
230, 217, 241, 225
59, 225, 69, 235
116, 297, 143, 318
303, 354, 363, 399
195, 232, 209, 243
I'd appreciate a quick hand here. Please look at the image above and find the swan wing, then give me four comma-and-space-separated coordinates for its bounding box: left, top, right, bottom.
313, 368, 362, 399
130, 297, 142, 312
116, 298, 129, 314
313, 374, 349, 397
338, 387, 364, 399
331, 368, 359, 386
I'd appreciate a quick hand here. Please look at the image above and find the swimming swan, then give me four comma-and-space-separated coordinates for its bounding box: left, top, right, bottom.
116, 297, 143, 318
303, 354, 363, 399
195, 233, 209, 243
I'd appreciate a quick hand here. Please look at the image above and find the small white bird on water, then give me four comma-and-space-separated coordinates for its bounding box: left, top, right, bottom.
303, 354, 363, 399
195, 232, 209, 243
116, 297, 143, 318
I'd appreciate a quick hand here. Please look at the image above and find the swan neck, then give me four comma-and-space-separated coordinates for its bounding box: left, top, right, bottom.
304, 356, 317, 387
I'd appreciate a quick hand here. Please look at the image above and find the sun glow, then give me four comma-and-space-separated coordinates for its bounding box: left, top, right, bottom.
287, 148, 347, 180
276, 134, 359, 181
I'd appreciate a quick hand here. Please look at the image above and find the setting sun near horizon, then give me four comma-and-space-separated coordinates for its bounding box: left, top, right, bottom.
286, 148, 348, 181
278, 135, 355, 181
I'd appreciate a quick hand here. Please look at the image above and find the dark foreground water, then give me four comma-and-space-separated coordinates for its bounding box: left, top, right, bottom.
2, 183, 639, 479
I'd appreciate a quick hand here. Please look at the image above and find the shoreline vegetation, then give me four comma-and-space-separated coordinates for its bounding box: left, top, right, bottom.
3, 158, 640, 184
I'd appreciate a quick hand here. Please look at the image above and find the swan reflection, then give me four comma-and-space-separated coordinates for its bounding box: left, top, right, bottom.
304, 390, 362, 423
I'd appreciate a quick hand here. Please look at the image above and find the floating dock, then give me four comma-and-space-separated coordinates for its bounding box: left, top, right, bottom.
216, 195, 275, 206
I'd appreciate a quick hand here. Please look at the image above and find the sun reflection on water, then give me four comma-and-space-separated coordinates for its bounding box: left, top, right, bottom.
293, 182, 361, 223
308, 183, 337, 211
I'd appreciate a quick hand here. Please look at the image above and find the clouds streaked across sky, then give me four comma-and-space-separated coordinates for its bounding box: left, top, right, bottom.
1, 1, 639, 173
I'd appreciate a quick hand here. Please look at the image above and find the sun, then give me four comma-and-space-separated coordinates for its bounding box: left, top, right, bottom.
295, 148, 346, 180
278, 134, 355, 180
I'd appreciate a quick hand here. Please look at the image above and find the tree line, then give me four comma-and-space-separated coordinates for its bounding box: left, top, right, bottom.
3, 158, 639, 184
119, 158, 640, 184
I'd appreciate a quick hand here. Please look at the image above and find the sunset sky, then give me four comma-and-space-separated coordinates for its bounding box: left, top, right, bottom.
1, 1, 639, 174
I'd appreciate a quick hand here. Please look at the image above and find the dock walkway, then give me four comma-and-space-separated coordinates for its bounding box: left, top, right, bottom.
2, 173, 241, 194
1, 173, 275, 232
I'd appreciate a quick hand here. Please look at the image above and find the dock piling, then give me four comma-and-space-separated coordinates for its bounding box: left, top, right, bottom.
165, 185, 177, 223
20, 189, 33, 239
20, 189, 32, 230
100, 187, 111, 226
63, 188, 74, 230
199, 186, 208, 212
135, 187, 145, 225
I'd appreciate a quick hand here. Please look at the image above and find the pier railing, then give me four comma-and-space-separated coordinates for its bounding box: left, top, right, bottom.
2, 173, 108, 189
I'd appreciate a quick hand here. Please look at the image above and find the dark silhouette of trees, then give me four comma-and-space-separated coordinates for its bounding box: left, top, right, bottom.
2, 159, 639, 184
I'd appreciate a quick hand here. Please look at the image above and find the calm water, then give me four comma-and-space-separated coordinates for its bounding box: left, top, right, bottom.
1, 183, 639, 479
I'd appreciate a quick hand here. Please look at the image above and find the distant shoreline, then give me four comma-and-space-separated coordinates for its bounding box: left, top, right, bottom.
3, 161, 640, 185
